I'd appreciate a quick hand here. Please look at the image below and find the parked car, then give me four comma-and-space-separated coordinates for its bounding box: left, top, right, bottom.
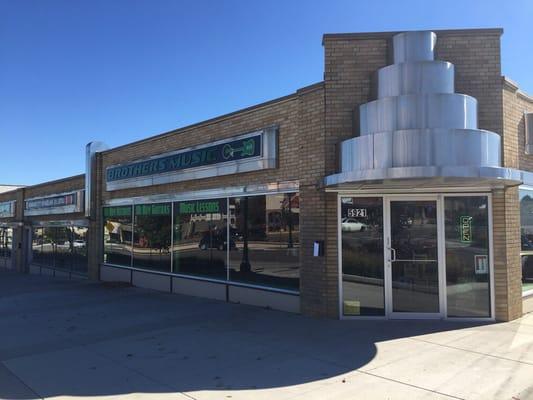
522, 234, 533, 250
73, 240, 86, 248
522, 255, 533, 282
199, 230, 236, 251
341, 218, 368, 232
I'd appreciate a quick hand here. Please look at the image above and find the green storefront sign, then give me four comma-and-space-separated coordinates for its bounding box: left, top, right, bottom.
177, 199, 226, 215
106, 134, 262, 182
103, 206, 132, 218
135, 204, 171, 216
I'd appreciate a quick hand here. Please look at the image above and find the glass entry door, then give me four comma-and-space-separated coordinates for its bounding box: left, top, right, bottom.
386, 198, 443, 318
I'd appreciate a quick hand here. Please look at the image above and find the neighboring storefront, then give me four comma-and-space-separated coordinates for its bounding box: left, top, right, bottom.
23, 176, 89, 279
3, 27, 533, 321
0, 200, 17, 270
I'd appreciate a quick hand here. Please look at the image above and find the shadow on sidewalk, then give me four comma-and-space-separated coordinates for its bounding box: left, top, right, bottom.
0, 270, 490, 399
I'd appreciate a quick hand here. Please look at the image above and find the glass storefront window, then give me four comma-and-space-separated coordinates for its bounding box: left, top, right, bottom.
520, 189, 533, 251
390, 200, 439, 313
30, 226, 88, 274
520, 189, 533, 293
172, 198, 228, 279
229, 193, 300, 291
445, 196, 491, 318
0, 227, 13, 269
102, 194, 300, 291
133, 203, 171, 271
341, 197, 385, 316
54, 226, 72, 271
42, 227, 57, 268
31, 227, 44, 265
103, 206, 133, 267
72, 227, 88, 274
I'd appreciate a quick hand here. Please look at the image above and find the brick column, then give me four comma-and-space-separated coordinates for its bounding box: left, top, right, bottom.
492, 187, 523, 321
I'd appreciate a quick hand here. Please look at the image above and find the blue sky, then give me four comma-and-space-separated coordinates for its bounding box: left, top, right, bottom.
1, 0, 532, 185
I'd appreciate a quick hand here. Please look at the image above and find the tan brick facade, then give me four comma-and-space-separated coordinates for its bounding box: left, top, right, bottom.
4, 28, 530, 321
498, 78, 533, 320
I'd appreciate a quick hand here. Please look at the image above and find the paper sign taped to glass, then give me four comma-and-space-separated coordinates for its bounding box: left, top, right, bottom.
474, 254, 488, 274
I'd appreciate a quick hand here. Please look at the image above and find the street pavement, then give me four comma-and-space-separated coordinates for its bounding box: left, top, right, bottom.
0, 269, 532, 400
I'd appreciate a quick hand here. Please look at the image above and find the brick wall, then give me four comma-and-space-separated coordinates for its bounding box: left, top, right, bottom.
322, 28, 516, 320
95, 84, 328, 309
502, 78, 533, 171
499, 78, 533, 320
23, 174, 85, 224
100, 94, 304, 202
322, 29, 504, 172
492, 187, 523, 320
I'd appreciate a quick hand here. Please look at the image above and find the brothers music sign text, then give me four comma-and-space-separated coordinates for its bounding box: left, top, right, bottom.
107, 134, 262, 182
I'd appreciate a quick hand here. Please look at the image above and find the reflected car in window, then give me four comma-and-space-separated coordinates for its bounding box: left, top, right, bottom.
198, 230, 236, 251
522, 234, 533, 250
73, 240, 86, 248
341, 218, 368, 232
522, 257, 533, 281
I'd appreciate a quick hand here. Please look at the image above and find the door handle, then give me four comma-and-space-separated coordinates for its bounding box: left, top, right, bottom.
388, 247, 396, 262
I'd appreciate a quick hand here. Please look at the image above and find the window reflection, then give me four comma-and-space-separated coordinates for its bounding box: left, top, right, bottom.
42, 227, 57, 268
229, 193, 300, 291
445, 196, 490, 317
172, 198, 228, 279
103, 206, 133, 267
520, 189, 533, 292
54, 227, 71, 271
133, 203, 171, 271
102, 194, 301, 291
390, 201, 439, 313
0, 228, 13, 269
31, 225, 88, 274
32, 227, 44, 265
520, 189, 533, 251
341, 197, 384, 316
72, 227, 88, 274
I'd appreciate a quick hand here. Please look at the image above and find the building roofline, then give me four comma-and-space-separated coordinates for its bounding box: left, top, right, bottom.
24, 174, 85, 191
102, 82, 324, 154
503, 76, 533, 103
322, 27, 503, 43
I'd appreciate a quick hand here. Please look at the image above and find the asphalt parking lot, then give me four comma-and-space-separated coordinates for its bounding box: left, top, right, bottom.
1, 269, 533, 400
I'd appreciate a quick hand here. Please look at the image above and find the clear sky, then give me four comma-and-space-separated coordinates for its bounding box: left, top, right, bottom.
1, 0, 532, 185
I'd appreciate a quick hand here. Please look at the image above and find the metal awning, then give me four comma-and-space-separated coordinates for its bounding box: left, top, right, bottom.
324, 166, 531, 192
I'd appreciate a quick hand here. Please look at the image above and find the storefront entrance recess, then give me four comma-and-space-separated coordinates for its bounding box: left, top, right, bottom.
340, 195, 493, 320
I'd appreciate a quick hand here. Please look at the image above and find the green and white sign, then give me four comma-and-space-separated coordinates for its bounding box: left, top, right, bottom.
135, 203, 171, 216
107, 135, 261, 183
105, 128, 278, 191
177, 199, 226, 215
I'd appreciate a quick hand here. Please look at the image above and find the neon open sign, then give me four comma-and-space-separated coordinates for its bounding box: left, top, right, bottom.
460, 216, 472, 243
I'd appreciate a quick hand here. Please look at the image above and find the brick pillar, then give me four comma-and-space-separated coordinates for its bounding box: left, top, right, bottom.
492, 187, 523, 321
12, 225, 25, 273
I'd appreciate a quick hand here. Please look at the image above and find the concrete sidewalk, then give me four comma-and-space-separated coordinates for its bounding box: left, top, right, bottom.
0, 270, 532, 400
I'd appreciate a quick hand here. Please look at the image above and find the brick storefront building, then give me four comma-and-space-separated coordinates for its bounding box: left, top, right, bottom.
2, 28, 533, 321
